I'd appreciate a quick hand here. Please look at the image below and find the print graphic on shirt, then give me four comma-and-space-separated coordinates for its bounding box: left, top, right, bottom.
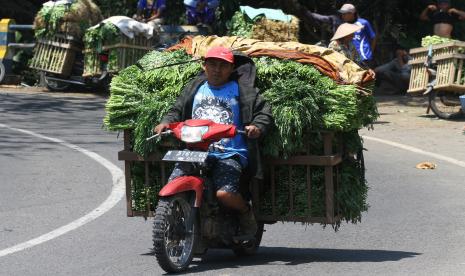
359, 37, 367, 60
193, 97, 233, 124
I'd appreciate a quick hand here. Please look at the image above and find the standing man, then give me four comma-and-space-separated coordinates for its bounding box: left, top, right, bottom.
302, 3, 377, 67
338, 4, 376, 68
420, 0, 465, 38
154, 46, 272, 237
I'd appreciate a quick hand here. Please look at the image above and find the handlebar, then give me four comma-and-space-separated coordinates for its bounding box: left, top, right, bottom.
146, 130, 173, 141
146, 125, 246, 142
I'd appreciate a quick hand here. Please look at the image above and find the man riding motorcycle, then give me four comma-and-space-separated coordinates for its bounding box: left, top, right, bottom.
153, 46, 272, 236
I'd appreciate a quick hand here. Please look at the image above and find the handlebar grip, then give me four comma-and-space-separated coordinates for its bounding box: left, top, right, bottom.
146, 130, 172, 141
236, 129, 246, 135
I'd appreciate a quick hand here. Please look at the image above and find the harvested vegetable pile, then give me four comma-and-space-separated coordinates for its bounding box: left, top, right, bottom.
82, 20, 154, 76
83, 22, 120, 75
421, 35, 458, 47
33, 0, 102, 39
105, 49, 377, 228
228, 10, 299, 42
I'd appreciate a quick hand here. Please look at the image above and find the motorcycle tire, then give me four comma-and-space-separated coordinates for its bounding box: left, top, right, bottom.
42, 73, 71, 92
153, 192, 197, 273
0, 62, 6, 84
232, 222, 264, 257
428, 90, 464, 120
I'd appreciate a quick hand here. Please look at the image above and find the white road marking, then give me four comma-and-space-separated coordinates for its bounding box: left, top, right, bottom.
0, 124, 124, 257
363, 135, 465, 168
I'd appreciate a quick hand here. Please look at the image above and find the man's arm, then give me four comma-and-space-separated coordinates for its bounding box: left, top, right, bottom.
364, 20, 377, 53
304, 10, 334, 25
449, 8, 465, 20
420, 5, 436, 21
249, 90, 273, 138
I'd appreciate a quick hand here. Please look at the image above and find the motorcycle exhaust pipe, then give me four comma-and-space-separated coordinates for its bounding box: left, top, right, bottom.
45, 76, 86, 86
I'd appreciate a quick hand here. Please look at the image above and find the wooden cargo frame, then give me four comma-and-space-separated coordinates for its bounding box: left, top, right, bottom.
30, 34, 82, 76
83, 34, 153, 77
408, 41, 465, 94
118, 130, 343, 224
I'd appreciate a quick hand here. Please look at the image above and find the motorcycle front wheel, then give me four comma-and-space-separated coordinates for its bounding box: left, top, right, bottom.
428, 90, 464, 120
153, 193, 197, 273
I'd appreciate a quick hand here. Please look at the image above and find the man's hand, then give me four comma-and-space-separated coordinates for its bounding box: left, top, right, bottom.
449, 8, 458, 15
154, 123, 169, 134
428, 5, 437, 11
245, 125, 261, 139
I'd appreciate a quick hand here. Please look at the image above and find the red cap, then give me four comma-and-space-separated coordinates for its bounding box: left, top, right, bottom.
205, 46, 234, 64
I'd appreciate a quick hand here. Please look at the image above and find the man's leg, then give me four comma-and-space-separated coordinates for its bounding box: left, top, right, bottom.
212, 158, 257, 236
167, 162, 195, 182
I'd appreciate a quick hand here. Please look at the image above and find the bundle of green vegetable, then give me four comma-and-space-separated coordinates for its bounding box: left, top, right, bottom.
227, 11, 255, 38
421, 35, 458, 47
105, 49, 377, 227
83, 22, 120, 75
33, 0, 102, 39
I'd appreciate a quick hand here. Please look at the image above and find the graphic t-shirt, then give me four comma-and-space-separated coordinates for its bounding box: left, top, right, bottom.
352, 18, 376, 61
192, 81, 248, 167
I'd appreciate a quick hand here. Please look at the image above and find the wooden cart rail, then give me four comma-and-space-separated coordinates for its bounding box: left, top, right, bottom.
119, 130, 343, 224
408, 41, 465, 94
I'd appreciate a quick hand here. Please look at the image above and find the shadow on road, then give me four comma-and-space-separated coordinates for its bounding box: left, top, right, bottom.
141, 246, 420, 274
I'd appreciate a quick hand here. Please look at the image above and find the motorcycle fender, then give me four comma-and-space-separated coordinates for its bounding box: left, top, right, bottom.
159, 176, 204, 207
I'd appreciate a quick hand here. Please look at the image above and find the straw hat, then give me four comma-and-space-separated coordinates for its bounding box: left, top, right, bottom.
331, 23, 363, 41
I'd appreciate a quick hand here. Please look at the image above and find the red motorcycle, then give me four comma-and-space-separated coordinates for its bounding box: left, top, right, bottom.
147, 119, 264, 273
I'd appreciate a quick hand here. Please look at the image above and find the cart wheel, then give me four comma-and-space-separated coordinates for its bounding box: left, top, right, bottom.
0, 62, 6, 84
42, 72, 70, 92
153, 193, 197, 273
233, 222, 264, 257
428, 90, 464, 120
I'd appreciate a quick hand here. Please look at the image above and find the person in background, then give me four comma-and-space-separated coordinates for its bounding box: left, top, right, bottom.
374, 46, 412, 95
328, 23, 363, 65
303, 3, 377, 68
184, 0, 219, 27
420, 0, 465, 38
135, 0, 166, 26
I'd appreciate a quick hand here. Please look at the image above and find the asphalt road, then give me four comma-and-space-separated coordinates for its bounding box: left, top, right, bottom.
1, 90, 465, 275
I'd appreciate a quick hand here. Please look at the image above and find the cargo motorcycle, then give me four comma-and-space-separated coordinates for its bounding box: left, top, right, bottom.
146, 119, 264, 273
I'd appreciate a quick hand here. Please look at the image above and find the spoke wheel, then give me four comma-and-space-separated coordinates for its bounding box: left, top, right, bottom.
429, 90, 464, 120
153, 193, 196, 273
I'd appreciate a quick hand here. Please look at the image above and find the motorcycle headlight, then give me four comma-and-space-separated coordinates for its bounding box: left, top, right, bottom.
180, 126, 209, 143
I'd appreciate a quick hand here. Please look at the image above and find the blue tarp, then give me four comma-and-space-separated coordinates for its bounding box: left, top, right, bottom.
239, 6, 292, 23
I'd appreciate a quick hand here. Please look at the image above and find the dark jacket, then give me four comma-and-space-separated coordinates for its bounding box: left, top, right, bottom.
161, 74, 272, 179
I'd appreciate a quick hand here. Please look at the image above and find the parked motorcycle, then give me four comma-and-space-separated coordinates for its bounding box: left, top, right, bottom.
41, 50, 111, 92
423, 45, 464, 119
147, 119, 264, 273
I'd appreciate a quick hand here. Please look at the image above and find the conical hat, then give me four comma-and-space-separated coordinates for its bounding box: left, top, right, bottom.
331, 23, 363, 41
